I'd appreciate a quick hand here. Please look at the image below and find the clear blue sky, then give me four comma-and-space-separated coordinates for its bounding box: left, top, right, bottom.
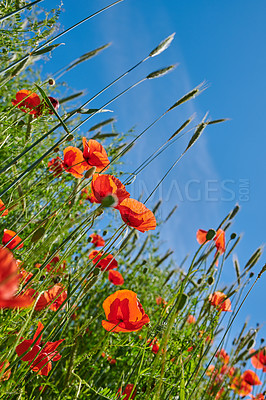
42, 0, 266, 342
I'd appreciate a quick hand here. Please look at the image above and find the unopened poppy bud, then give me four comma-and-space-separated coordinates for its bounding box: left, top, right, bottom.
206, 229, 216, 241
67, 134, 74, 141
230, 233, 237, 239
260, 338, 264, 343
143, 267, 148, 273
247, 339, 255, 349
101, 195, 118, 208
88, 236, 92, 242
84, 166, 96, 179
197, 278, 202, 285
102, 230, 107, 236
207, 277, 214, 285
249, 272, 254, 278
93, 268, 100, 276
54, 147, 60, 153
48, 78, 55, 86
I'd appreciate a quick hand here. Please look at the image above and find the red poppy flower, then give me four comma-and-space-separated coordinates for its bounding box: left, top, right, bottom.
89, 233, 105, 247
209, 291, 231, 312
0, 199, 8, 217
187, 314, 196, 324
250, 348, 266, 372
231, 376, 252, 397
12, 90, 42, 117
102, 289, 150, 333
220, 364, 235, 377
16, 322, 64, 376
63, 147, 86, 178
48, 157, 63, 177
82, 138, 109, 172
0, 360, 11, 381
242, 370, 262, 386
90, 174, 130, 207
156, 296, 168, 306
89, 250, 118, 271
0, 246, 32, 308
108, 270, 124, 286
216, 349, 230, 364
118, 384, 137, 400
118, 198, 156, 233
196, 229, 225, 265
29, 284, 67, 311
147, 338, 160, 354
247, 394, 265, 400
2, 229, 23, 250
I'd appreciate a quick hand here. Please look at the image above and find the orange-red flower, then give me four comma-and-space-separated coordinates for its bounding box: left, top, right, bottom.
2, 229, 23, 250
82, 138, 109, 172
242, 370, 262, 386
16, 322, 64, 376
216, 349, 230, 364
0, 199, 8, 217
63, 147, 86, 178
187, 314, 196, 324
147, 337, 160, 354
28, 284, 67, 311
247, 395, 265, 400
89, 233, 105, 247
89, 250, 118, 271
197, 228, 225, 265
102, 289, 150, 332
250, 348, 266, 372
12, 90, 41, 117
48, 157, 63, 177
0, 246, 32, 308
0, 360, 11, 381
90, 174, 130, 207
108, 270, 124, 286
118, 198, 156, 233
231, 376, 252, 397
156, 296, 168, 306
118, 384, 137, 400
209, 291, 231, 312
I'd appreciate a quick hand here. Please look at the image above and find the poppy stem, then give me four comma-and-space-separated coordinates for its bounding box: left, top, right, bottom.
25, 114, 33, 142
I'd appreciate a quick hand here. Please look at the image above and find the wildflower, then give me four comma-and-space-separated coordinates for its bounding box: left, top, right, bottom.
187, 314, 196, 324
108, 270, 124, 286
31, 284, 67, 311
0, 199, 8, 217
196, 228, 225, 265
90, 174, 130, 207
82, 138, 109, 172
0, 246, 32, 308
102, 289, 150, 332
107, 356, 116, 365
2, 229, 23, 250
118, 198, 156, 232
209, 291, 231, 312
0, 360, 11, 381
147, 338, 160, 354
156, 296, 168, 306
62, 147, 86, 178
12, 89, 41, 117
16, 322, 64, 376
250, 348, 266, 372
242, 370, 262, 386
89, 233, 105, 247
89, 250, 118, 271
48, 157, 63, 177
216, 349, 230, 364
118, 384, 137, 400
231, 376, 252, 397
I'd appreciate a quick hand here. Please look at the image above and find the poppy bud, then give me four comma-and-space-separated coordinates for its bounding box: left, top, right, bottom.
54, 147, 60, 153
206, 229, 216, 241
261, 338, 264, 343
101, 195, 118, 208
247, 339, 255, 349
249, 272, 254, 278
143, 267, 148, 273
207, 277, 214, 285
67, 134, 74, 141
102, 230, 107, 236
197, 278, 202, 285
84, 166, 96, 179
48, 78, 55, 86
230, 233, 237, 239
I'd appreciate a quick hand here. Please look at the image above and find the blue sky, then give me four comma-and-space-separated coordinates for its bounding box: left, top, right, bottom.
42, 0, 266, 341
